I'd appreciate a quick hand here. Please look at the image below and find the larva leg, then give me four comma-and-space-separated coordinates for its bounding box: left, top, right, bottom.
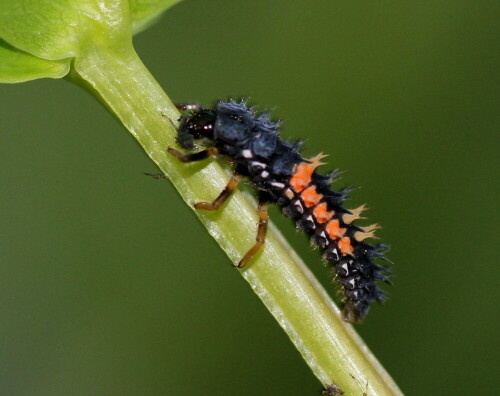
146, 146, 218, 179
237, 202, 269, 268
167, 146, 219, 162
193, 172, 242, 211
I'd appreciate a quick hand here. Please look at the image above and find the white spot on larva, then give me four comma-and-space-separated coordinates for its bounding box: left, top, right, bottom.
320, 231, 329, 245
353, 291, 358, 299
242, 149, 253, 158
305, 215, 316, 229
294, 200, 304, 214
251, 161, 266, 169
261, 171, 269, 178
349, 279, 356, 288
284, 188, 294, 199
271, 181, 285, 188
342, 263, 349, 275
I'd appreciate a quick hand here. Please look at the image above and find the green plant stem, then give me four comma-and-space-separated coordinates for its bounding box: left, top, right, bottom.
71, 43, 403, 395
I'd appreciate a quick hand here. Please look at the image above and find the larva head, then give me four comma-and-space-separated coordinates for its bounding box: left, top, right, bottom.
177, 109, 217, 150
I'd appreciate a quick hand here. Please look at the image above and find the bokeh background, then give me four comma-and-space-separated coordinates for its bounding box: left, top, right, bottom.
1, 1, 498, 395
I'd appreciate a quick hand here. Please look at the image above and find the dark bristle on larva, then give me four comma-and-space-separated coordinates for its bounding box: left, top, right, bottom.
172, 99, 391, 323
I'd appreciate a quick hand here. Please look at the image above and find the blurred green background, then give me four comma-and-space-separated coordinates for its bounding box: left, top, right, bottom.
1, 1, 498, 395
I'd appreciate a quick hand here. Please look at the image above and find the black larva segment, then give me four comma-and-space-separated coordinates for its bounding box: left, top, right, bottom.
172, 99, 390, 323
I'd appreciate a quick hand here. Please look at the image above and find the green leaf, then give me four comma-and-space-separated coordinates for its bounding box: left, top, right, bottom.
0, 39, 70, 83
0, 1, 131, 60
0, 0, 181, 83
129, 0, 182, 35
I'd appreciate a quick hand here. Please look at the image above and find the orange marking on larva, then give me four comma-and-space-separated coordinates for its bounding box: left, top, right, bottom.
289, 153, 328, 193
307, 152, 328, 167
353, 230, 378, 242
326, 219, 346, 240
290, 163, 314, 192
339, 237, 354, 256
300, 186, 323, 208
361, 223, 381, 233
313, 203, 334, 223
342, 204, 368, 224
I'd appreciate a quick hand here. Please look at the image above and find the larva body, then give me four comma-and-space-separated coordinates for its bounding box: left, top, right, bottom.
170, 100, 390, 323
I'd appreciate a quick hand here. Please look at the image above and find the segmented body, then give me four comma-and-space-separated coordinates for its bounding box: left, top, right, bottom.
175, 100, 390, 322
